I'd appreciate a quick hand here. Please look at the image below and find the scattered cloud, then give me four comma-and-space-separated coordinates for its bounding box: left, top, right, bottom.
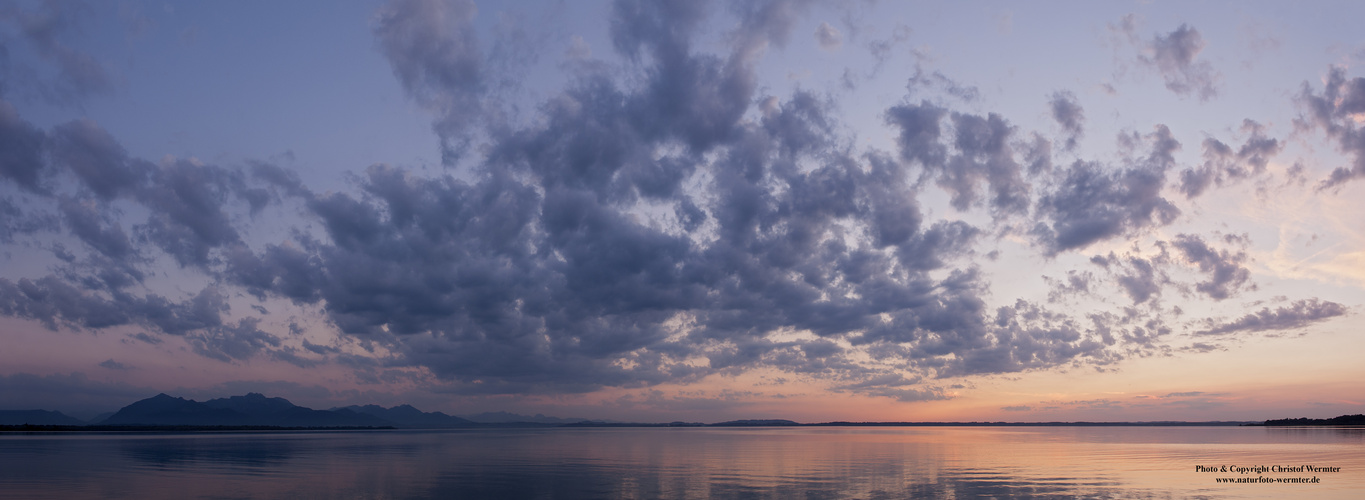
1114, 16, 1220, 101
0, 0, 114, 106
814, 21, 841, 51
0, 1, 1356, 412
1295, 66, 1365, 189
1049, 91, 1084, 152
1197, 298, 1348, 335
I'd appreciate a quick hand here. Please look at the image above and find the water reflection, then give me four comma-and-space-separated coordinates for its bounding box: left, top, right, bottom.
1, 427, 1361, 499
121, 434, 298, 471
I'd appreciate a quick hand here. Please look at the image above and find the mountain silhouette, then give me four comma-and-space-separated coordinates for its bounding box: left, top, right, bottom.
99, 393, 389, 427
203, 393, 299, 414
340, 404, 476, 428
202, 393, 392, 427
461, 411, 592, 424
0, 410, 88, 425
100, 394, 252, 425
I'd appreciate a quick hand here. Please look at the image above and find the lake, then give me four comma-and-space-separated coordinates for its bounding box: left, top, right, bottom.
1, 426, 1361, 499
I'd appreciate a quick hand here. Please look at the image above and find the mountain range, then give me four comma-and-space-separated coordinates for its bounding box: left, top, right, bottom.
6, 393, 480, 428
0, 392, 613, 427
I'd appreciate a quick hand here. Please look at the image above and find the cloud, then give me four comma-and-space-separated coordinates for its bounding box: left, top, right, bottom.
815, 21, 841, 50
47, 118, 152, 200
0, 275, 300, 365
1117, 17, 1220, 101
97, 359, 129, 370
1164, 391, 1205, 398
1113, 254, 1166, 305
1197, 298, 1348, 335
0, 196, 59, 243
1032, 126, 1181, 255
1045, 270, 1094, 302
134, 158, 249, 267
38, 117, 265, 268
199, 0, 1075, 395
0, 1, 1187, 399
1295, 66, 1365, 189
938, 299, 1113, 377
188, 317, 283, 363
0, 0, 114, 106
885, 101, 1029, 217
374, 0, 487, 162
905, 67, 980, 102
0, 99, 48, 192
1178, 120, 1281, 198
0, 275, 131, 330
2, 0, 1358, 407
57, 196, 135, 260
1049, 91, 1084, 152
1170, 234, 1253, 300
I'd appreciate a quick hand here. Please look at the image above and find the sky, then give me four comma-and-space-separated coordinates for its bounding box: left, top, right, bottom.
0, 0, 1362, 423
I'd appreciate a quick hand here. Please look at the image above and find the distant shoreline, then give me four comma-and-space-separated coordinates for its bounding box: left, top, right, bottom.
0, 424, 396, 432
1, 421, 1295, 432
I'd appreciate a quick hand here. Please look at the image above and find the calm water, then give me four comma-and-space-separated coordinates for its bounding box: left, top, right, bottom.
1, 426, 1361, 499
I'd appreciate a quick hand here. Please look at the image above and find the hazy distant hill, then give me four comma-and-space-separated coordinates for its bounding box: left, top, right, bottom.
711, 419, 800, 426
0, 410, 87, 426
340, 404, 476, 428
461, 411, 594, 424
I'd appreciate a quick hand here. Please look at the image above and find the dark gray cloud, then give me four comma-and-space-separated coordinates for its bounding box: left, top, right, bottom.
1045, 270, 1094, 303
2, 0, 1355, 405
0, 275, 298, 365
1178, 120, 1281, 198
905, 67, 980, 102
48, 118, 149, 200
198, 0, 1067, 395
1032, 126, 1181, 255
374, 0, 487, 162
0, 99, 47, 192
886, 102, 1028, 217
1112, 253, 1166, 305
0, 275, 221, 335
1049, 91, 1084, 152
249, 160, 313, 200
133, 158, 247, 267
189, 317, 283, 363
939, 299, 1113, 377
22, 116, 266, 269
944, 112, 1029, 215
1121, 19, 1220, 101
1170, 233, 1253, 300
1295, 66, 1365, 189
1197, 298, 1347, 335
0, 0, 113, 105
1082, 233, 1255, 311
0, 275, 131, 330
57, 196, 134, 260
0, 195, 59, 242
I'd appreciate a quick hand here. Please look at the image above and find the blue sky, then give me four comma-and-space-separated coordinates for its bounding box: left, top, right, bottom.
0, 0, 1362, 422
